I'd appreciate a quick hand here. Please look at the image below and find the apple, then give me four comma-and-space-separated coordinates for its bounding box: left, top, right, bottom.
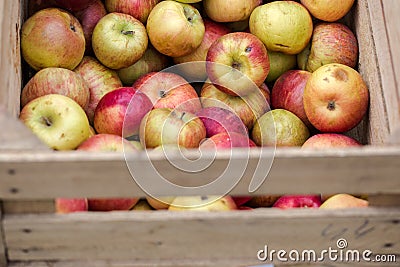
117, 45, 170, 86
249, 1, 313, 55
303, 63, 369, 133
139, 108, 206, 148
129, 140, 144, 151
232, 196, 253, 207
105, 0, 160, 24
146, 196, 176, 210
88, 198, 139, 211
247, 195, 281, 208
300, 0, 355, 22
271, 70, 312, 128
320, 194, 368, 209
206, 32, 270, 96
226, 19, 250, 32
133, 72, 202, 114
259, 83, 271, 107
173, 19, 231, 81
168, 196, 237, 211
304, 22, 358, 72
19, 94, 91, 150
297, 43, 311, 71
21, 67, 90, 110
77, 133, 139, 152
196, 107, 248, 137
131, 199, 153, 211
265, 50, 297, 83
74, 0, 107, 55
200, 81, 269, 130
273, 195, 322, 209
252, 109, 310, 147
200, 132, 256, 150
55, 198, 88, 213
92, 12, 148, 70
302, 133, 362, 148
54, 0, 96, 12
203, 0, 262, 23
146, 1, 205, 57
94, 87, 153, 137
21, 8, 85, 71
74, 56, 123, 124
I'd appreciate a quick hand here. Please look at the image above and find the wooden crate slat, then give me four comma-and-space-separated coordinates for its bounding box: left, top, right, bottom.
0, 148, 400, 199
0, 1, 22, 117
0, 206, 7, 267
3, 208, 400, 264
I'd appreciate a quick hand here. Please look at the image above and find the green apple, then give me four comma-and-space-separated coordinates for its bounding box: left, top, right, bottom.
249, 1, 313, 55
252, 109, 310, 147
203, 0, 262, 23
168, 195, 237, 211
92, 12, 148, 69
265, 51, 297, 83
19, 94, 91, 150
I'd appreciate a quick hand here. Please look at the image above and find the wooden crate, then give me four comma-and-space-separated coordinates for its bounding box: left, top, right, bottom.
0, 0, 399, 266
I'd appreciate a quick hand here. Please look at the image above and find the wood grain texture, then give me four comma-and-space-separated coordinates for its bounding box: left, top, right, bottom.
0, 147, 400, 199
0, 1, 22, 117
0, 206, 7, 267
3, 208, 400, 264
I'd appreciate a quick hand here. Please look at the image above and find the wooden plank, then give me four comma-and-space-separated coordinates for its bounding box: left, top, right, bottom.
3, 208, 400, 264
0, 1, 22, 117
0, 147, 400, 199
368, 194, 400, 207
2, 201, 54, 215
0, 205, 7, 267
0, 107, 49, 151
6, 260, 400, 267
354, 1, 388, 144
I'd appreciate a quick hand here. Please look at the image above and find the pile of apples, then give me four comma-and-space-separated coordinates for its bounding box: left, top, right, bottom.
19, 0, 369, 212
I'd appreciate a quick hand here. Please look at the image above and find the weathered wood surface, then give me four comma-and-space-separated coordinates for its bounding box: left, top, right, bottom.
3, 208, 400, 265
0, 147, 400, 199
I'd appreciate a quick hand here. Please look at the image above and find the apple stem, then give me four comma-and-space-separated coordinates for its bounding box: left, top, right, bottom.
180, 112, 186, 120
69, 24, 76, 32
121, 30, 135, 36
327, 101, 336, 111
159, 90, 166, 98
41, 116, 52, 127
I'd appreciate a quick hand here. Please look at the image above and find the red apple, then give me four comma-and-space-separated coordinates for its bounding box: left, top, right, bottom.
21, 8, 86, 70
147, 1, 205, 57
55, 0, 96, 11
117, 45, 170, 86
203, 0, 262, 23
271, 70, 312, 128
55, 198, 88, 213
200, 81, 269, 130
88, 198, 139, 211
206, 32, 270, 96
28, 0, 58, 16
232, 196, 253, 207
105, 0, 160, 24
74, 0, 107, 55
303, 63, 369, 133
139, 108, 206, 149
74, 56, 123, 124
200, 132, 256, 150
77, 133, 139, 152
173, 19, 231, 81
305, 23, 358, 72
21, 67, 90, 109
302, 133, 362, 148
196, 107, 248, 138
133, 72, 202, 114
273, 195, 322, 209
94, 87, 153, 137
